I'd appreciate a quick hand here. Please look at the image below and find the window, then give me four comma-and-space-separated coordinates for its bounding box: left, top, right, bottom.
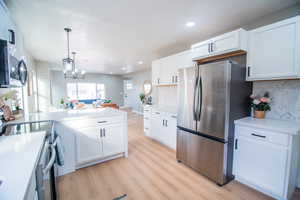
126, 82, 133, 90
67, 83, 77, 100
77, 83, 97, 100
67, 82, 106, 100
96, 84, 105, 99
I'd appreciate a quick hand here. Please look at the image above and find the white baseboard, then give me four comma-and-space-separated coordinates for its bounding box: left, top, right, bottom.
132, 110, 143, 115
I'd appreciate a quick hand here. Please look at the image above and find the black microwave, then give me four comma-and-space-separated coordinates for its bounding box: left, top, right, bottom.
0, 39, 27, 88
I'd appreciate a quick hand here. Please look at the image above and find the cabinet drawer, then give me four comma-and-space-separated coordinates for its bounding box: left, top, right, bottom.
144, 118, 150, 125
62, 116, 124, 129
144, 113, 151, 118
144, 109, 151, 113
235, 125, 290, 146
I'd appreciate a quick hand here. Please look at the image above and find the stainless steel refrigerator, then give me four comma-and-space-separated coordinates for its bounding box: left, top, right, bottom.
176, 55, 252, 185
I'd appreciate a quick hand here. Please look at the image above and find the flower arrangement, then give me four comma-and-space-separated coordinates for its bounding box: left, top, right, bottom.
250, 92, 271, 118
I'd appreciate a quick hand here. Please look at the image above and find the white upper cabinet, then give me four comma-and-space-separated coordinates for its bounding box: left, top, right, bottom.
152, 55, 178, 86
191, 29, 248, 60
177, 50, 195, 69
247, 16, 300, 81
190, 39, 211, 60
151, 50, 194, 86
152, 59, 161, 85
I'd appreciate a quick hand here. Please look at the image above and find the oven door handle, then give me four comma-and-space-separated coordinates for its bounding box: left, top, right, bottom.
43, 146, 56, 174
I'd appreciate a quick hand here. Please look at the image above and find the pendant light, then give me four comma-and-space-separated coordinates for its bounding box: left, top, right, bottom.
62, 28, 73, 71
62, 28, 86, 79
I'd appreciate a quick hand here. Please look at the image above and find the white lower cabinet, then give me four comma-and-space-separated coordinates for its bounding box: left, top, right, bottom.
76, 123, 125, 167
76, 126, 103, 165
234, 136, 287, 197
233, 118, 300, 200
149, 109, 177, 150
143, 105, 152, 136
102, 124, 125, 157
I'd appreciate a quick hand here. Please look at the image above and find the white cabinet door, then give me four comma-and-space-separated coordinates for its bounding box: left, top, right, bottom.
177, 50, 194, 69
160, 56, 175, 84
247, 16, 300, 81
211, 30, 241, 54
164, 116, 177, 150
152, 60, 161, 85
234, 136, 288, 197
76, 126, 102, 165
191, 40, 211, 60
102, 124, 124, 157
150, 111, 163, 140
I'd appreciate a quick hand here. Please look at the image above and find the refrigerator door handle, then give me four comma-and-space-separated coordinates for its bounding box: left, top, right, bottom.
197, 76, 203, 121
193, 76, 199, 121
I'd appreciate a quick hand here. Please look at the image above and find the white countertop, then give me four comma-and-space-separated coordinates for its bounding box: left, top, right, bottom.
6, 107, 126, 125
0, 132, 46, 200
150, 105, 177, 115
235, 117, 300, 135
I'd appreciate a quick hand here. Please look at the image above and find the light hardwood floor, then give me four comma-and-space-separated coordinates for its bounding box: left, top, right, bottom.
58, 111, 300, 200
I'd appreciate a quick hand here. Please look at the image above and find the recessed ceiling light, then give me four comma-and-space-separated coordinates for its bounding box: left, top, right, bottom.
121, 67, 126, 70
186, 21, 196, 27
138, 61, 143, 65
110, 72, 113, 74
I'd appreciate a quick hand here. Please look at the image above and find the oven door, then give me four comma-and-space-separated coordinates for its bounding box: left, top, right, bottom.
36, 139, 57, 200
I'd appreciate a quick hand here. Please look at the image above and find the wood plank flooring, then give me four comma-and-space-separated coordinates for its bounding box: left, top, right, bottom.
58, 111, 300, 200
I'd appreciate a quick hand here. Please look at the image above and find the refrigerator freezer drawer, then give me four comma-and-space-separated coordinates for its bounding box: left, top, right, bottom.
177, 128, 230, 185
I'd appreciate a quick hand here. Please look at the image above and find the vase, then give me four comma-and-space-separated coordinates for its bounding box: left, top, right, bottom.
254, 110, 265, 119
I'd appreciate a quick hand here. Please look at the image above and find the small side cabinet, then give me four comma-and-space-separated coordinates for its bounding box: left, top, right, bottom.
233, 117, 300, 200
143, 105, 152, 136
149, 108, 177, 150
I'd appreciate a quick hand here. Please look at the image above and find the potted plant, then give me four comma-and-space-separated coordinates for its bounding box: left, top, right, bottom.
250, 92, 271, 119
139, 93, 146, 104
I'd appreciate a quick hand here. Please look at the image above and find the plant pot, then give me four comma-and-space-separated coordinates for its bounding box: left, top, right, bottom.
254, 110, 265, 119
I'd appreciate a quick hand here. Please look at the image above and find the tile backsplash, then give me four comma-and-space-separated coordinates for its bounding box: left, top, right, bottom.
253, 80, 300, 121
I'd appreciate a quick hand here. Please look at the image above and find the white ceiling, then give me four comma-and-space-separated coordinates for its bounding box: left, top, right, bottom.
6, 0, 300, 74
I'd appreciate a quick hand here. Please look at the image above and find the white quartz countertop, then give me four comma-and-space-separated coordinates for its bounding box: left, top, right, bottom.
6, 107, 126, 125
235, 117, 300, 135
151, 105, 177, 115
0, 132, 46, 200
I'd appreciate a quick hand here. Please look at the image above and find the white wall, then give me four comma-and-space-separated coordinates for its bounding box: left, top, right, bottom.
35, 61, 51, 112
123, 69, 152, 113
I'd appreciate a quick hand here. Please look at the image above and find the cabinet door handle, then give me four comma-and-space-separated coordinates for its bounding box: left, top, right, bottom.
172, 76, 174, 83
171, 115, 177, 119
235, 139, 238, 150
208, 43, 211, 53
98, 121, 107, 124
175, 76, 178, 83
162, 119, 165, 126
251, 133, 266, 138
165, 120, 168, 127
155, 112, 160, 114
158, 78, 160, 84
211, 42, 214, 52
100, 128, 103, 137
247, 66, 251, 77
104, 128, 106, 137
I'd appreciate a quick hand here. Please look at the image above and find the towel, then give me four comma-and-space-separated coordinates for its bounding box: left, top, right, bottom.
54, 133, 65, 166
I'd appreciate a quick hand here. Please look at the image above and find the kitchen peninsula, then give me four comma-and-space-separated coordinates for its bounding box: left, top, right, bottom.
6, 108, 128, 175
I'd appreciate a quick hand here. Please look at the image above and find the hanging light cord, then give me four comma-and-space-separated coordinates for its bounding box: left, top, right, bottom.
64, 28, 72, 59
